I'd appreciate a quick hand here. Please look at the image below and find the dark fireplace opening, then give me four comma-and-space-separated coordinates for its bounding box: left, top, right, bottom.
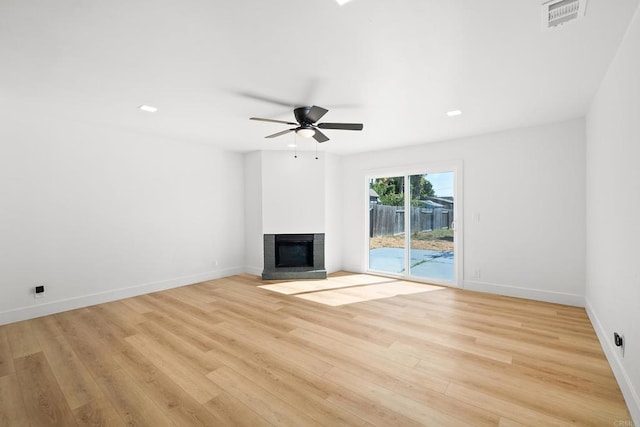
263, 233, 326, 280
275, 234, 314, 268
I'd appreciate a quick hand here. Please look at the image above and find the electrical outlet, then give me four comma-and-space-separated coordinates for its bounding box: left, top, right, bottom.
614, 332, 625, 357
34, 285, 45, 299
473, 268, 481, 278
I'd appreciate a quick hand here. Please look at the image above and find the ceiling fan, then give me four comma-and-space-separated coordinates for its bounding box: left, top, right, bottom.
250, 105, 363, 143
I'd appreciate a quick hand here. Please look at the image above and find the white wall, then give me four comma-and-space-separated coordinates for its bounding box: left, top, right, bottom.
0, 114, 245, 325
341, 119, 586, 306
585, 4, 640, 423
261, 151, 325, 234
242, 150, 342, 274
243, 151, 263, 276
324, 153, 344, 273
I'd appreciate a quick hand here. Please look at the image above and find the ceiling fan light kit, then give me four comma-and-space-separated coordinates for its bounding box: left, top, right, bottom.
250, 105, 363, 144
296, 128, 316, 138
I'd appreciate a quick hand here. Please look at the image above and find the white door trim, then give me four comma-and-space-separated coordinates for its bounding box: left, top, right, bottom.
363, 160, 464, 287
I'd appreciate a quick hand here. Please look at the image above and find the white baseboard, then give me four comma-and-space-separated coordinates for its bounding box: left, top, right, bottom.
243, 266, 263, 276
585, 300, 640, 425
463, 279, 585, 307
0, 266, 244, 326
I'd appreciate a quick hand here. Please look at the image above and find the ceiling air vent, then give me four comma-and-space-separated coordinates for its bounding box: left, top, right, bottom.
541, 0, 587, 31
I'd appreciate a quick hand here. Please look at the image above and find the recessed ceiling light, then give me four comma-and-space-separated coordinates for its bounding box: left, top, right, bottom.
336, 0, 352, 5
287, 143, 297, 148
446, 110, 462, 117
138, 104, 158, 113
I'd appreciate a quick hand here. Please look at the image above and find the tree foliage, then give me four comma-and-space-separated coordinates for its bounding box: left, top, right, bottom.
370, 175, 435, 207
371, 177, 404, 206
410, 175, 434, 201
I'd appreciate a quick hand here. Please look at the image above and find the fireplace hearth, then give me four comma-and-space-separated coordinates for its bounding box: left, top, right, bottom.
262, 233, 327, 280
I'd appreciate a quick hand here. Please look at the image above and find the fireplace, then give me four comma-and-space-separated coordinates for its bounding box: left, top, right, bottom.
262, 233, 327, 280
275, 234, 314, 268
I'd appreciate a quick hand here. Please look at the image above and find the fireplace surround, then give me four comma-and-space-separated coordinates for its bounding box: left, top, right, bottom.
262, 233, 327, 280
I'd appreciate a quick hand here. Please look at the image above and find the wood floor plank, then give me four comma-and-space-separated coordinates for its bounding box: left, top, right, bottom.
85, 304, 140, 339
498, 417, 529, 427
208, 281, 284, 310
288, 326, 501, 425
137, 293, 226, 333
202, 324, 370, 426
64, 307, 130, 354
142, 311, 219, 353
445, 382, 569, 427
0, 272, 632, 425
216, 320, 335, 376
101, 300, 148, 325
325, 365, 491, 426
55, 311, 174, 426
324, 383, 422, 427
173, 282, 219, 303
415, 349, 624, 425
124, 333, 222, 404
73, 398, 125, 426
144, 293, 214, 324
511, 354, 623, 397
206, 366, 323, 427
213, 298, 295, 334
0, 374, 30, 427
163, 287, 219, 312
5, 320, 41, 359
204, 391, 272, 427
90, 363, 175, 427
0, 329, 15, 378
289, 324, 450, 394
14, 352, 78, 426
135, 318, 221, 373
280, 304, 396, 346
286, 315, 420, 367
120, 295, 156, 314
113, 345, 222, 426
355, 311, 515, 364
30, 319, 105, 410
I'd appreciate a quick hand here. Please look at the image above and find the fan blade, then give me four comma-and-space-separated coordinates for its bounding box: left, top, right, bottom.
239, 91, 301, 108
317, 122, 363, 131
265, 129, 295, 138
313, 129, 330, 143
251, 117, 298, 125
305, 105, 329, 123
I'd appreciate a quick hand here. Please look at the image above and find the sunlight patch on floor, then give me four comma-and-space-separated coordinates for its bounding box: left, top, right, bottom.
258, 273, 444, 306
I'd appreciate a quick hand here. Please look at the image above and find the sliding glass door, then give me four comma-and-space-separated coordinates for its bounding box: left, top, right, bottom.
368, 176, 406, 275
408, 172, 455, 282
368, 166, 460, 286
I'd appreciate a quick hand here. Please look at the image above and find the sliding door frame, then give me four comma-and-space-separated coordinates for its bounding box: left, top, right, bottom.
364, 161, 464, 287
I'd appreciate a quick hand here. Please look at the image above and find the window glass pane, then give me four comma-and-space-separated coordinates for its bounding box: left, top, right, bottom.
369, 176, 405, 274
408, 172, 454, 281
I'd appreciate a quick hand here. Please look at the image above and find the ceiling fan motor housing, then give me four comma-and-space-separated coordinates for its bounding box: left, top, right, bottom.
294, 106, 313, 124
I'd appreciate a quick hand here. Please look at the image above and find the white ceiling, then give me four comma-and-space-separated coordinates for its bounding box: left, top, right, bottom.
1, 0, 638, 154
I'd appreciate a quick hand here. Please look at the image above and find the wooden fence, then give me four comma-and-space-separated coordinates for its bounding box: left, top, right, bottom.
369, 204, 452, 237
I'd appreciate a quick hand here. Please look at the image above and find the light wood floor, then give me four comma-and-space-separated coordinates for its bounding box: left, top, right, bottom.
0, 272, 632, 426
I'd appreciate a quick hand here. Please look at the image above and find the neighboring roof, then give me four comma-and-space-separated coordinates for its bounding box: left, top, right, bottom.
422, 200, 445, 208
427, 197, 454, 205
369, 189, 380, 198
